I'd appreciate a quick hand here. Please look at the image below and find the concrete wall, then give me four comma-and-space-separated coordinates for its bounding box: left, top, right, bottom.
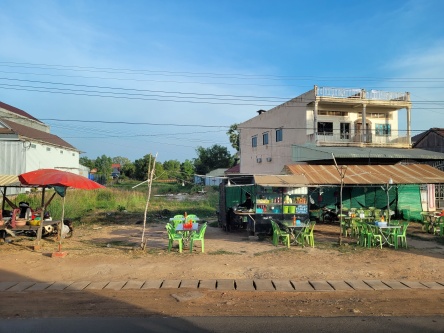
238, 89, 315, 174
24, 141, 79, 173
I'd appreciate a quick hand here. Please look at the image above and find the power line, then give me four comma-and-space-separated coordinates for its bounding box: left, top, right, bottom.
3, 61, 444, 82
0, 77, 290, 101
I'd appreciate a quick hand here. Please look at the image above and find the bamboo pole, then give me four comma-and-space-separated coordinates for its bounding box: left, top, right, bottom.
141, 153, 157, 250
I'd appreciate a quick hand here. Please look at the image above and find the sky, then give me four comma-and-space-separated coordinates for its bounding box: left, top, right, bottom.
1, 0, 444, 163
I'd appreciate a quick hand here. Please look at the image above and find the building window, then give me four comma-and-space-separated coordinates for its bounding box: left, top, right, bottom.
46, 147, 51, 151
72, 153, 75, 156
317, 122, 333, 135
263, 132, 269, 145
318, 110, 348, 116
369, 113, 392, 119
276, 128, 283, 142
340, 123, 350, 139
60, 150, 64, 154
31, 144, 36, 148
375, 124, 391, 136
252, 136, 257, 147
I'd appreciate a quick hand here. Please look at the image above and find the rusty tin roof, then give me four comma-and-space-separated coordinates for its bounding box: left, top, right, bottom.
283, 164, 444, 185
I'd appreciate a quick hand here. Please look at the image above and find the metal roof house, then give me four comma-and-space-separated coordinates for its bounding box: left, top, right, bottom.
236, 85, 444, 211
238, 85, 416, 174
412, 128, 444, 155
0, 101, 81, 178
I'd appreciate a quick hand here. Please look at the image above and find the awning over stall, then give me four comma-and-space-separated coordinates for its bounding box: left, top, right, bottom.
0, 174, 21, 187
283, 164, 444, 185
254, 174, 309, 187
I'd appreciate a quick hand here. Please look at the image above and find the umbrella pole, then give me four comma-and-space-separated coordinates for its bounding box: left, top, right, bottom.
36, 188, 47, 246
58, 196, 66, 252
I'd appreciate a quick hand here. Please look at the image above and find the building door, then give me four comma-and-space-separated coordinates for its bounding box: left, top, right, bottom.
355, 122, 371, 143
340, 123, 350, 139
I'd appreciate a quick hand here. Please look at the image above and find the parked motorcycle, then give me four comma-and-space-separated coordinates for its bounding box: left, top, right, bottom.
321, 204, 341, 224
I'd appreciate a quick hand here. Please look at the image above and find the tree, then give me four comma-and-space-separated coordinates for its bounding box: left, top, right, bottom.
79, 156, 95, 169
163, 160, 181, 181
94, 155, 113, 182
134, 154, 164, 180
194, 144, 234, 175
121, 163, 135, 179
227, 123, 240, 152
180, 159, 195, 184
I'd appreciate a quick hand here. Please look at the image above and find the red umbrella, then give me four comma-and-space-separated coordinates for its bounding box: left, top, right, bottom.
18, 169, 105, 251
19, 169, 105, 189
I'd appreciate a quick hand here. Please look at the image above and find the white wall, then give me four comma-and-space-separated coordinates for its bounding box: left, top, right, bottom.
25, 141, 80, 173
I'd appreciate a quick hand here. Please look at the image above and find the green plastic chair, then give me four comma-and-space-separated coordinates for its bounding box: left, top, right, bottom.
368, 225, 383, 249
174, 214, 184, 219
189, 222, 207, 253
432, 216, 443, 235
270, 220, 290, 248
350, 219, 360, 238
166, 223, 184, 253
373, 209, 381, 220
340, 220, 349, 237
171, 218, 183, 228
396, 222, 409, 248
420, 212, 431, 232
357, 222, 372, 247
300, 222, 315, 248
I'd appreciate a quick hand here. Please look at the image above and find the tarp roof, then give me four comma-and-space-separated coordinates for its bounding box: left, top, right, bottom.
283, 164, 444, 185
254, 174, 308, 187
0, 174, 21, 187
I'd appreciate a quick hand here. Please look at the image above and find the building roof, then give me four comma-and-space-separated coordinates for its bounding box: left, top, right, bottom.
0, 118, 77, 150
412, 128, 444, 146
283, 164, 444, 185
206, 168, 228, 177
225, 164, 240, 174
293, 144, 444, 162
0, 101, 43, 123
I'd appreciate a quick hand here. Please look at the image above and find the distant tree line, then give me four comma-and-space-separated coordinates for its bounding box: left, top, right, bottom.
80, 143, 235, 184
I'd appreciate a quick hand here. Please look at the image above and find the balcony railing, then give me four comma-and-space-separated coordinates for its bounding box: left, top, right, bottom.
313, 130, 411, 147
317, 87, 409, 102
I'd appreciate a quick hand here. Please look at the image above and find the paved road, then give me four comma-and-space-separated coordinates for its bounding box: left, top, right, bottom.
0, 316, 443, 333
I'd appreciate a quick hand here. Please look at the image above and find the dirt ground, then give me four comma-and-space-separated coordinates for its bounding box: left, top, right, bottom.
1, 217, 444, 318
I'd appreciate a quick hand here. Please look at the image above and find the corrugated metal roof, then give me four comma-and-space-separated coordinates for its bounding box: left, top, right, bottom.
0, 174, 21, 187
292, 145, 444, 162
283, 164, 444, 185
0, 118, 77, 150
0, 101, 43, 123
254, 174, 308, 187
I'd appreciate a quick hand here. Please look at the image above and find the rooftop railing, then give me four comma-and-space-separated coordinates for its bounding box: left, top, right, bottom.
312, 129, 411, 147
317, 87, 409, 102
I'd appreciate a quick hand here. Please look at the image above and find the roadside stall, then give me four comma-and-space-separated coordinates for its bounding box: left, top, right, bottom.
219, 174, 309, 236
0, 174, 61, 241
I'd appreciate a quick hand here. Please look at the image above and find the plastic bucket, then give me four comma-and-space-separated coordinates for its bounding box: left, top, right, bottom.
288, 206, 296, 214
283, 206, 289, 214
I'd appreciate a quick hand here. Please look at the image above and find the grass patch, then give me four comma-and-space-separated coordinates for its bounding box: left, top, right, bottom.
10, 185, 219, 224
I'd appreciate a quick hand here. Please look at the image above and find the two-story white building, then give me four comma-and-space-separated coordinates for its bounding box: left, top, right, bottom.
237, 85, 434, 174
0, 101, 81, 177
